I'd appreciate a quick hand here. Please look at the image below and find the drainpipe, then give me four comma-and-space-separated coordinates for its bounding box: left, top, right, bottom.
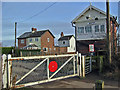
72, 22, 77, 52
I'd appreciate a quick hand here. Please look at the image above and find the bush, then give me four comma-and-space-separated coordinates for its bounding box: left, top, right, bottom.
103, 54, 120, 73
1, 47, 14, 54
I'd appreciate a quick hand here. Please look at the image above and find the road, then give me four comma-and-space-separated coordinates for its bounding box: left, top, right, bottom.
28, 72, 119, 89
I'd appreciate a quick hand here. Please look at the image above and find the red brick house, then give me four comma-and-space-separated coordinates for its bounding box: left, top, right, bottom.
17, 28, 55, 53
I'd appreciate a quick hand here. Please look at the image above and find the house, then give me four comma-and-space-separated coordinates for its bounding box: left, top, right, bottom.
56, 32, 76, 53
71, 4, 118, 55
17, 28, 55, 53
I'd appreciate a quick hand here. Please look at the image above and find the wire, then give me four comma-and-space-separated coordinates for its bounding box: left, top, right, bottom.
19, 2, 57, 23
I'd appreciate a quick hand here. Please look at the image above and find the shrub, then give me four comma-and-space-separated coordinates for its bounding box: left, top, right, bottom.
1, 47, 14, 54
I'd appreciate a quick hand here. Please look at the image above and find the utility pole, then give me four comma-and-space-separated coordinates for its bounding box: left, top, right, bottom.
106, 0, 112, 64
112, 16, 117, 56
15, 22, 17, 49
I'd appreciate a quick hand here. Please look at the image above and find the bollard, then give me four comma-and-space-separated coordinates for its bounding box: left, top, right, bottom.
95, 80, 104, 90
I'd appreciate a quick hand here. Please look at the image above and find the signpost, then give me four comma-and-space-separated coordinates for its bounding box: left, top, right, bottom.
89, 44, 94, 52
89, 44, 95, 72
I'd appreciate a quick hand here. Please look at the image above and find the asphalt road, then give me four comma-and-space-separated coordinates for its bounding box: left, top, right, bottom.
28, 73, 119, 89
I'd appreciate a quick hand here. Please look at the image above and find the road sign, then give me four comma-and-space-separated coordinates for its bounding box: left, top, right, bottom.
89, 44, 94, 52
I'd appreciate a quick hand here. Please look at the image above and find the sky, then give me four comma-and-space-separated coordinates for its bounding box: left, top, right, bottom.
1, 1, 119, 47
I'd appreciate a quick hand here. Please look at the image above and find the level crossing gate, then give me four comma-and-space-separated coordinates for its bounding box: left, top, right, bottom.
2, 53, 84, 89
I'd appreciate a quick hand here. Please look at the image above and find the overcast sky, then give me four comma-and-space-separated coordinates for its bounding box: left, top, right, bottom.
2, 1, 119, 47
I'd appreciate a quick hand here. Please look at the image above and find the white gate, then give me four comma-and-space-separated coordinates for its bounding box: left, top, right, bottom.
2, 53, 83, 89
85, 56, 92, 75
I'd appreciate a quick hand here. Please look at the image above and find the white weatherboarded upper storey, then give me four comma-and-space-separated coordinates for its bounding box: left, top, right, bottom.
72, 5, 112, 23
71, 5, 111, 40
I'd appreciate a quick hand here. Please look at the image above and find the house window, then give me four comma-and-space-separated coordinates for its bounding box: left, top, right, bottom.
63, 41, 65, 44
29, 38, 32, 42
35, 38, 38, 42
95, 25, 99, 32
100, 25, 105, 32
85, 26, 92, 33
47, 38, 49, 42
54, 48, 56, 51
21, 40, 24, 44
78, 27, 84, 34
43, 47, 48, 52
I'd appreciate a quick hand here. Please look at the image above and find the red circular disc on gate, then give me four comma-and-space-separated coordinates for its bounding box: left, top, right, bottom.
49, 61, 58, 72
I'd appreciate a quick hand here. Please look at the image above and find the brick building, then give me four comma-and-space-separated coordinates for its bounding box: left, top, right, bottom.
71, 4, 118, 55
17, 29, 76, 54
17, 28, 56, 53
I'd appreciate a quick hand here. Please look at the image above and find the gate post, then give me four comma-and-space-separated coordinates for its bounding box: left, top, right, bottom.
90, 56, 92, 72
82, 56, 85, 77
8, 54, 12, 88
77, 52, 79, 76
79, 53, 82, 78
2, 54, 7, 89
73, 55, 76, 75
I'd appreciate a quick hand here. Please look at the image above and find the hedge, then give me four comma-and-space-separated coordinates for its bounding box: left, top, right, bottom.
1, 47, 14, 54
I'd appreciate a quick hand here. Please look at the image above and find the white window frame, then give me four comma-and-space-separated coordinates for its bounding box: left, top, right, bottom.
85, 26, 92, 33
21, 39, 24, 44
54, 48, 56, 51
35, 38, 38, 42
78, 27, 84, 34
49, 48, 51, 51
47, 38, 50, 42
95, 25, 99, 33
29, 38, 32, 42
100, 25, 105, 32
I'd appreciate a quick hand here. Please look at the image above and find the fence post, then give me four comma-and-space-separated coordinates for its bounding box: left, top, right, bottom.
20, 51, 22, 57
99, 56, 103, 74
79, 53, 82, 78
82, 56, 85, 77
8, 54, 12, 88
2, 54, 7, 89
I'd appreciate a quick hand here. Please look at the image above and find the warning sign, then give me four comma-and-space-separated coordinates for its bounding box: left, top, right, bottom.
89, 44, 94, 52
49, 61, 58, 72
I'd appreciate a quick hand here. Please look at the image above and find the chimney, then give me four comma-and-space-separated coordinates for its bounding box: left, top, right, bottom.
32, 28, 37, 33
61, 32, 64, 37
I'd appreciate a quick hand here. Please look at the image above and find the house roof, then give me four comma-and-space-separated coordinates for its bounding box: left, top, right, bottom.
58, 35, 74, 41
17, 30, 55, 39
71, 5, 113, 23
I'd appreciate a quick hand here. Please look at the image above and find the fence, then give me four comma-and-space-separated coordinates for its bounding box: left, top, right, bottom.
85, 56, 92, 75
2, 53, 87, 89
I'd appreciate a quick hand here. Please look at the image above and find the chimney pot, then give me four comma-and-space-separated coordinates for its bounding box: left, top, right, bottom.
32, 28, 37, 32
61, 32, 64, 37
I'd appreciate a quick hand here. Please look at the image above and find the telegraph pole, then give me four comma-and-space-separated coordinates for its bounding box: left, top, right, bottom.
106, 0, 112, 64
15, 22, 17, 49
